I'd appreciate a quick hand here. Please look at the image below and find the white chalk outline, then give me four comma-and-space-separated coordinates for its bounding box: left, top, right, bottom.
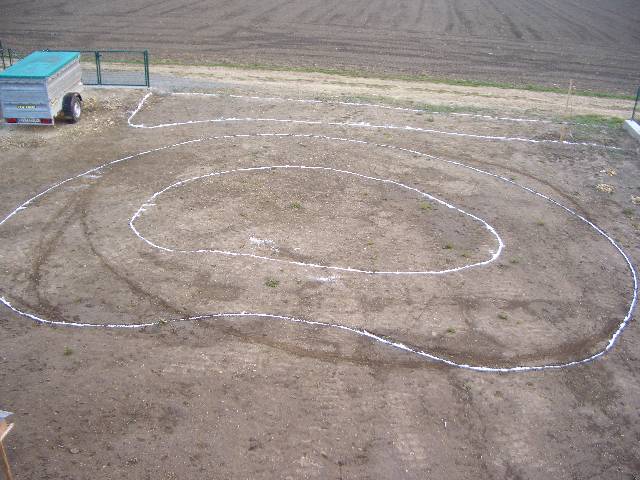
162, 91, 598, 126
127, 92, 621, 150
0, 132, 636, 373
129, 163, 503, 275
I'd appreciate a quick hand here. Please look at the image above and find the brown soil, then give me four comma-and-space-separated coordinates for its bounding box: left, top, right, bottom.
0, 77, 639, 479
1, 0, 639, 93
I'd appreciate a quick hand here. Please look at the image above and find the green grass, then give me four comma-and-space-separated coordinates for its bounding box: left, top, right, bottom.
565, 114, 626, 128
265, 278, 280, 288
446, 327, 456, 334
419, 201, 433, 211
290, 201, 302, 210
443, 243, 454, 250
498, 313, 508, 320
153, 57, 635, 100
338, 95, 489, 115
63, 346, 73, 356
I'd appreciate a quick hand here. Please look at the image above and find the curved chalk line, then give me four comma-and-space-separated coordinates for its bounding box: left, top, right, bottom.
130, 163, 503, 275
161, 90, 596, 125
128, 92, 621, 150
0, 132, 636, 373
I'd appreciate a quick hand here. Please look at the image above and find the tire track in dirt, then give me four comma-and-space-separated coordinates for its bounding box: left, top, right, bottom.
1, 127, 636, 372
29, 191, 90, 324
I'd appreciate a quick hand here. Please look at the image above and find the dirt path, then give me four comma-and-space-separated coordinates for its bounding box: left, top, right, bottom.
149, 64, 634, 119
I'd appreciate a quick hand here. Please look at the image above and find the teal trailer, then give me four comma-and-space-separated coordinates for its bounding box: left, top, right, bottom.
0, 51, 83, 125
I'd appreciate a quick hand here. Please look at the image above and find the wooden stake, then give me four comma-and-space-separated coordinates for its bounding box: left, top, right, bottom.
0, 412, 14, 480
560, 79, 574, 142
0, 436, 13, 480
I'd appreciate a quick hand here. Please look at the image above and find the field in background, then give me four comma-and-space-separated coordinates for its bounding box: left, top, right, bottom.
0, 0, 639, 94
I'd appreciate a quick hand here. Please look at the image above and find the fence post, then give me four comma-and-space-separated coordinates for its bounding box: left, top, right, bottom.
0, 41, 5, 70
95, 51, 102, 85
632, 87, 640, 122
143, 50, 150, 87
7, 48, 13, 66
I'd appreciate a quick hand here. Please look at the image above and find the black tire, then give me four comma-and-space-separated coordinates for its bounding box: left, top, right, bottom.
62, 93, 82, 123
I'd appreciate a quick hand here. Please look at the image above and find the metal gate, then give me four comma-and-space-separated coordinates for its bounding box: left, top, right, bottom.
79, 50, 150, 87
0, 42, 22, 70
1, 44, 149, 87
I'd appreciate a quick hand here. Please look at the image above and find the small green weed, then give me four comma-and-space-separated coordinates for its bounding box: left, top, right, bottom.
290, 202, 302, 210
265, 279, 280, 288
419, 201, 432, 211
63, 346, 73, 356
498, 313, 508, 320
443, 243, 453, 250
446, 327, 456, 334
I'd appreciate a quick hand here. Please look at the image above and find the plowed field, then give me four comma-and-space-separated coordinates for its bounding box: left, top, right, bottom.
1, 0, 639, 93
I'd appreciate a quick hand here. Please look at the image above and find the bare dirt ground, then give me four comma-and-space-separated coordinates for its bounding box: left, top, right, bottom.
1, 0, 639, 94
1, 74, 640, 480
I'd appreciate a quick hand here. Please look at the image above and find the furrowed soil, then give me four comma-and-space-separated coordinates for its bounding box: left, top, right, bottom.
1, 0, 639, 94
0, 74, 639, 480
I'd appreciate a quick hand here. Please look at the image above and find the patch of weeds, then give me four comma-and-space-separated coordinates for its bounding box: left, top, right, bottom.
498, 313, 508, 320
63, 346, 73, 356
366, 240, 374, 246
446, 327, 456, 334
290, 201, 302, 210
265, 279, 280, 288
535, 220, 545, 226
622, 208, 634, 217
461, 252, 470, 259
510, 258, 519, 264
568, 115, 625, 128
419, 201, 432, 211
443, 243, 453, 250
595, 183, 614, 194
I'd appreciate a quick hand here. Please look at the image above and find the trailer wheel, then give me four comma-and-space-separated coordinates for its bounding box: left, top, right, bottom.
62, 93, 82, 123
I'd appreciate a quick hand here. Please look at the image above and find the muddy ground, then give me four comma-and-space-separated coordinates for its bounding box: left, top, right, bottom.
1, 0, 639, 94
0, 76, 640, 479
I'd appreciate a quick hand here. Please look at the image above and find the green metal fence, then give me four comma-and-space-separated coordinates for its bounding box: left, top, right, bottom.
0, 42, 24, 69
79, 50, 150, 87
632, 86, 640, 123
1, 44, 149, 87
